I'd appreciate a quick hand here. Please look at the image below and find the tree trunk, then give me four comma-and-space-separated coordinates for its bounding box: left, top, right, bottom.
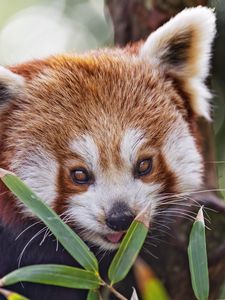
105, 1, 225, 299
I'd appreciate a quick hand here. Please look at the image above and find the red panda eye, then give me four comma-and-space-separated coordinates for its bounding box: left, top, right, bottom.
135, 158, 153, 177
70, 168, 92, 185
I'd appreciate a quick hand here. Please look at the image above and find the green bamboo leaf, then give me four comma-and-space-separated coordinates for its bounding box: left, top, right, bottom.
188, 207, 209, 300
0, 169, 98, 272
7, 295, 29, 300
87, 290, 100, 300
0, 265, 102, 290
108, 205, 150, 285
0, 288, 29, 300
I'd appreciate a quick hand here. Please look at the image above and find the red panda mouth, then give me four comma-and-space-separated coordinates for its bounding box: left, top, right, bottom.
104, 232, 125, 244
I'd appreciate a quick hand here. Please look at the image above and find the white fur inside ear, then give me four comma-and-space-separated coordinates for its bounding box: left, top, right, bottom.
185, 78, 212, 120
139, 6, 216, 120
140, 6, 216, 76
0, 66, 24, 94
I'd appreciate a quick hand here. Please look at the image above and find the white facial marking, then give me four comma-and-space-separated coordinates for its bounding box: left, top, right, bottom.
120, 128, 146, 165
70, 134, 99, 169
11, 147, 58, 210
162, 116, 203, 191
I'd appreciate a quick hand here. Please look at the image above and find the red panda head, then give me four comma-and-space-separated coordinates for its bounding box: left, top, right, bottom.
0, 7, 216, 250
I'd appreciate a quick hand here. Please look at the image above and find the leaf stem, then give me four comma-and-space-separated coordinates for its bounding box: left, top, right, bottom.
106, 284, 128, 300
99, 292, 104, 300
0, 288, 10, 297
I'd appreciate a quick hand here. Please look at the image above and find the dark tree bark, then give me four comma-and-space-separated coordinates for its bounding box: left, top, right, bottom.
105, 1, 225, 299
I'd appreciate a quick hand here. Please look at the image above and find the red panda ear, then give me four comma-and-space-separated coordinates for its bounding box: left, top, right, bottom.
139, 6, 216, 120
0, 66, 25, 108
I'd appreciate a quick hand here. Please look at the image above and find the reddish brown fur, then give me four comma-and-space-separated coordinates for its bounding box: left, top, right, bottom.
0, 49, 202, 225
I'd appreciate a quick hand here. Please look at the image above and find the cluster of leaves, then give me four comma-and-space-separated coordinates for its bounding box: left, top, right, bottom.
0, 169, 209, 300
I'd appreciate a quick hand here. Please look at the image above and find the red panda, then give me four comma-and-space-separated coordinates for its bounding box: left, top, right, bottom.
0, 6, 216, 300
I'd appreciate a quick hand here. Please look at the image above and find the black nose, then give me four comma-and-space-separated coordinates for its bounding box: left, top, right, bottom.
106, 202, 135, 231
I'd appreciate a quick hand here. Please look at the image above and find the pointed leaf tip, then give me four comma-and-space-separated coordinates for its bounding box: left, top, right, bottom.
195, 206, 205, 226
188, 206, 209, 300
130, 288, 139, 300
0, 288, 29, 300
135, 202, 151, 228
0, 168, 14, 178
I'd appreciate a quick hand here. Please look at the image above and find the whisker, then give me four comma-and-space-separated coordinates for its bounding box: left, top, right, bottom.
39, 227, 51, 246
146, 234, 174, 247
156, 194, 215, 215
206, 160, 225, 164
98, 249, 112, 264
178, 188, 225, 195
15, 221, 42, 240
155, 211, 195, 222
18, 228, 46, 268
150, 220, 171, 230
156, 207, 200, 218
160, 202, 211, 223
0, 191, 8, 197
157, 194, 201, 205
55, 238, 59, 252
146, 234, 164, 242
144, 240, 157, 248
142, 246, 159, 259
150, 226, 175, 240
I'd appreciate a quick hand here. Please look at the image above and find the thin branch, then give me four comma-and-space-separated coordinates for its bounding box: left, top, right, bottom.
106, 284, 128, 300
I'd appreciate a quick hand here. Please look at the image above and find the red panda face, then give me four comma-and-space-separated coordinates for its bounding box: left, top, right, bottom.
0, 7, 216, 250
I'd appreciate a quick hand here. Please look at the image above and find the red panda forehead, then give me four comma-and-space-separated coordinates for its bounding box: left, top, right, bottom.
5, 53, 187, 167
6, 53, 189, 161
21, 53, 183, 130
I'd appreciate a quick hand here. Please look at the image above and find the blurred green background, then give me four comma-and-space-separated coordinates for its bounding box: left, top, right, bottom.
0, 0, 224, 196
0, 0, 113, 64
